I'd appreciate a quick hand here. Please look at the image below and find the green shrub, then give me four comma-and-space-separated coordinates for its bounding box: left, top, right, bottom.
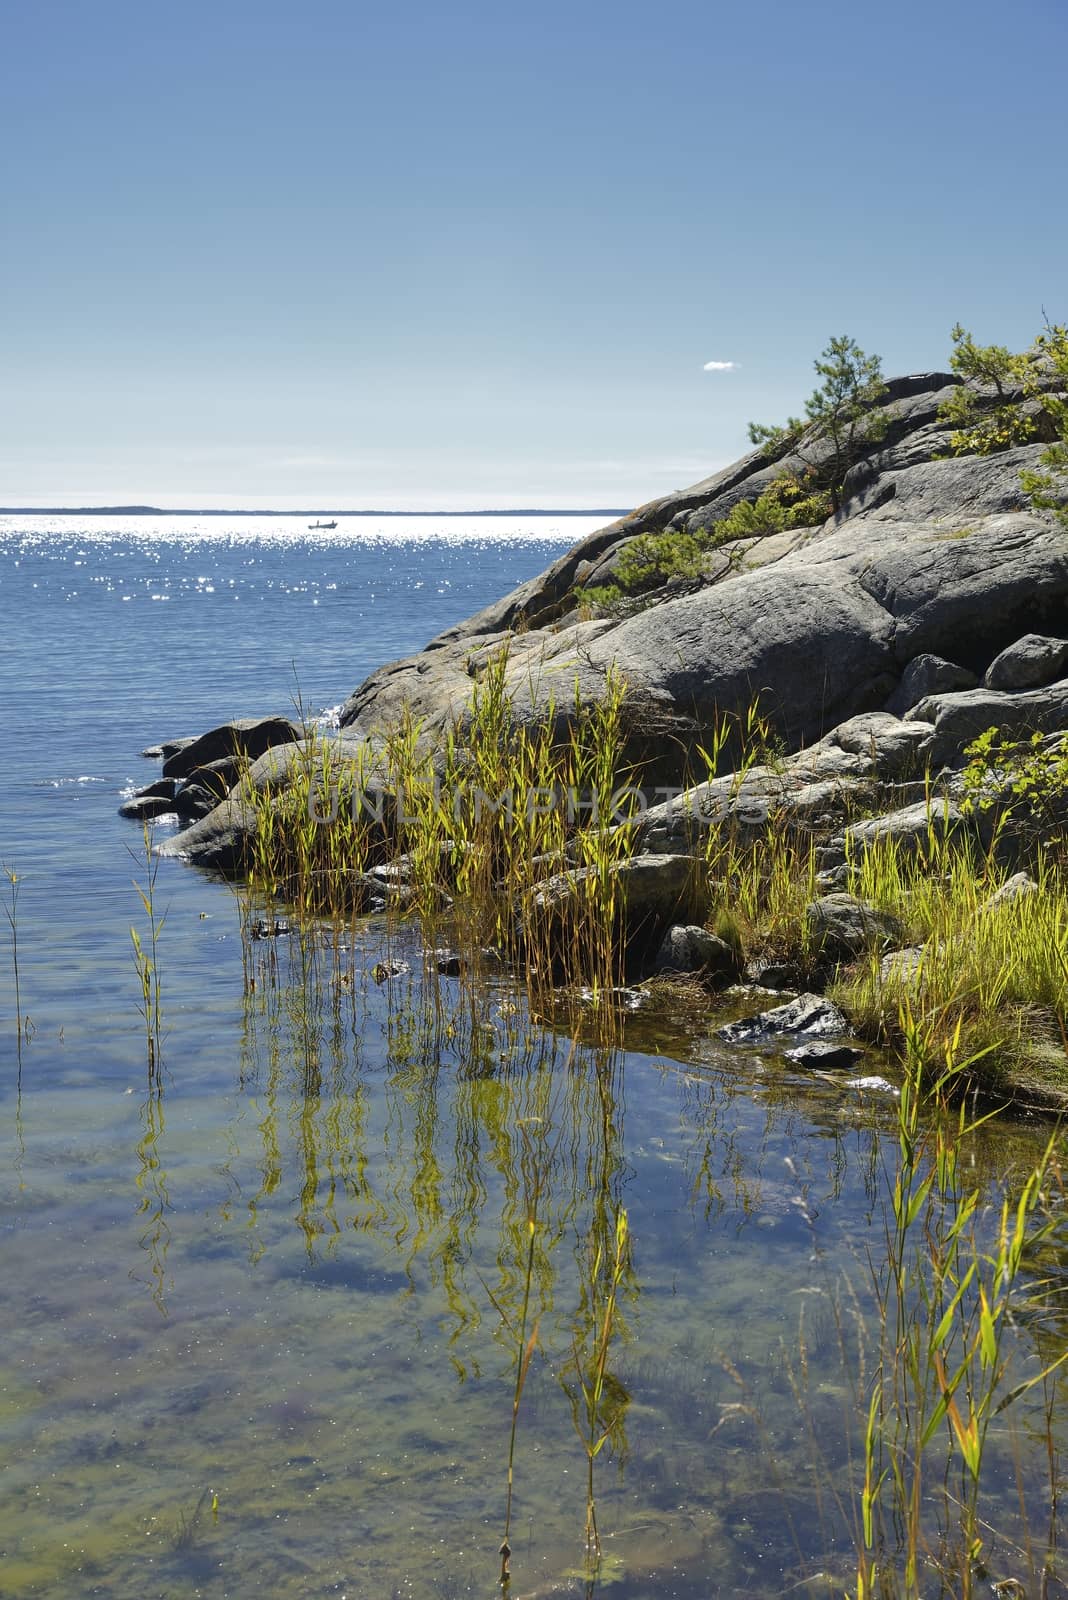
748, 334, 889, 512
706, 472, 831, 540
937, 320, 1068, 516
936, 324, 1039, 455
1020, 321, 1068, 525
960, 725, 1068, 856
578, 473, 829, 613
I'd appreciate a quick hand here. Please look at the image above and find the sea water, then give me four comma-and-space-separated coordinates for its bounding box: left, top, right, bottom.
0, 516, 1065, 1599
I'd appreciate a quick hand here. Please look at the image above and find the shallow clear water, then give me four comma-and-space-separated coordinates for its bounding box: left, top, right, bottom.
1, 517, 1066, 1599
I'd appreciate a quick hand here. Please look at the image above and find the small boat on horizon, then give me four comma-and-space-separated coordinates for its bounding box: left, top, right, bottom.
308, 519, 338, 530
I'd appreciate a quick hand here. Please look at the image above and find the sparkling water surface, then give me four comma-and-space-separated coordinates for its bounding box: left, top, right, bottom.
0, 516, 1066, 1599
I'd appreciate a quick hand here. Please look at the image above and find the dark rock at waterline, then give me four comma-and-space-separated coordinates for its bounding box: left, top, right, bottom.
784, 1039, 865, 1070
162, 716, 302, 781
250, 917, 290, 939
138, 777, 178, 801
805, 893, 904, 959
119, 776, 179, 819
431, 947, 505, 975
155, 797, 257, 871
983, 633, 1068, 691
118, 792, 177, 822
141, 736, 196, 761
172, 780, 218, 822
717, 993, 849, 1046
188, 755, 242, 799
653, 923, 737, 979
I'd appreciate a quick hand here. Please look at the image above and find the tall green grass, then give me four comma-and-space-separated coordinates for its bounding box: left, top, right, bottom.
3, 862, 26, 1065
851, 1017, 1068, 1599
129, 824, 165, 1075
239, 651, 640, 1020
837, 833, 1068, 1096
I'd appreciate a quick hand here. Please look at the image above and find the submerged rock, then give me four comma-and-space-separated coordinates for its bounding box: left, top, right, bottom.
578, 984, 651, 1011
370, 960, 409, 983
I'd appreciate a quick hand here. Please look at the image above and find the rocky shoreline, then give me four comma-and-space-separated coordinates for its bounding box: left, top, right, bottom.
123, 368, 1068, 1107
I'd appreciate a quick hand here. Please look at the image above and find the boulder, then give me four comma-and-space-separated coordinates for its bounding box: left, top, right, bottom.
521, 852, 705, 957
141, 736, 196, 761
119, 777, 178, 818
745, 958, 803, 990
983, 634, 1068, 691
879, 946, 927, 983
982, 872, 1039, 910
717, 993, 849, 1046
186, 755, 242, 800
156, 797, 258, 871
906, 680, 1068, 767
172, 781, 218, 822
653, 924, 737, 978
832, 800, 967, 864
134, 777, 178, 801
805, 894, 904, 959
784, 1040, 865, 1070
885, 654, 977, 717
118, 792, 177, 822
162, 716, 303, 781
634, 712, 930, 855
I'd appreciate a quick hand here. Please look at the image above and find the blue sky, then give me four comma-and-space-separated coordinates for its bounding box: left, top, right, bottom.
2, 0, 1066, 509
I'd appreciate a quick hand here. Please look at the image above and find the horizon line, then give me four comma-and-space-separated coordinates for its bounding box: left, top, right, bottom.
0, 503, 633, 518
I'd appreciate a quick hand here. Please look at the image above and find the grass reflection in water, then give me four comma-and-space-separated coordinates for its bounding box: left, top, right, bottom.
1, 902, 1066, 1599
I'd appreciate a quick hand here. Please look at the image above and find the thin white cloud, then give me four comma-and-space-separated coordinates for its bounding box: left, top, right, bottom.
703, 359, 739, 372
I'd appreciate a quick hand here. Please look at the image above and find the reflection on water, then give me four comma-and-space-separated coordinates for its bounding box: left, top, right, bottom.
2, 908, 1067, 1600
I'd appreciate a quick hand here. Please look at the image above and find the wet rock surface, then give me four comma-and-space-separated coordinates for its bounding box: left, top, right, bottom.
717, 993, 850, 1046
784, 1040, 866, 1070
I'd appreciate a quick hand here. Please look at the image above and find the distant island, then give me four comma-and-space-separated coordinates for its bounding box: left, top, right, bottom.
0, 504, 631, 518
